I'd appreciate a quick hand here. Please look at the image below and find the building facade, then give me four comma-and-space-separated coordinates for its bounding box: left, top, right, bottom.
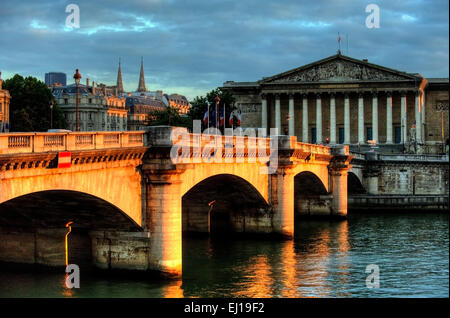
166, 93, 190, 115
222, 54, 449, 154
126, 95, 166, 130
45, 72, 67, 86
52, 79, 127, 131
0, 72, 11, 133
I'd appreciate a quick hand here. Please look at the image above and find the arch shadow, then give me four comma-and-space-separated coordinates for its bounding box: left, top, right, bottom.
182, 174, 270, 235
347, 172, 366, 195
294, 171, 330, 217
0, 190, 142, 231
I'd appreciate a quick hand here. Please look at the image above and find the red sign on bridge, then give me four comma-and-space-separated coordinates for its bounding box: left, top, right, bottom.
58, 152, 72, 168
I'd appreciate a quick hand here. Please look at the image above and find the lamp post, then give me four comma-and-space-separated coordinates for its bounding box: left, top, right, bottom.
49, 100, 54, 129
73, 69, 82, 131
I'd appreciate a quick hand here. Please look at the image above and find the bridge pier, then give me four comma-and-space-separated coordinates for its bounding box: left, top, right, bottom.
141, 128, 187, 277
329, 146, 353, 218
142, 167, 184, 278
270, 135, 296, 238
90, 231, 151, 271
271, 169, 295, 238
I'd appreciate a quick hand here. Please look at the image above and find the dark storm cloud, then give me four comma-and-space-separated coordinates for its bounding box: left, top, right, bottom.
0, 0, 448, 99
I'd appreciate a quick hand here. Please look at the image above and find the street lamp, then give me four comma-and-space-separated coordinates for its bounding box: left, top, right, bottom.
73, 69, 82, 131
49, 100, 54, 129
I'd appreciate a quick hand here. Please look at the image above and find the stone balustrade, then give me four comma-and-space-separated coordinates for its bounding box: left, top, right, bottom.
0, 131, 144, 154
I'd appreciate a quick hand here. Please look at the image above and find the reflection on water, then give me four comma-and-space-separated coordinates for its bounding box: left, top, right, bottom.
0, 213, 448, 298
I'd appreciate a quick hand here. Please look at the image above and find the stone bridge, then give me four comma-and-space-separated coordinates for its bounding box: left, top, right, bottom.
0, 127, 352, 277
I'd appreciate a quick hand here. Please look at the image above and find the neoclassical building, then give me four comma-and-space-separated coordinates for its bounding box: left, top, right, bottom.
223, 54, 449, 153
52, 79, 127, 131
0, 72, 11, 133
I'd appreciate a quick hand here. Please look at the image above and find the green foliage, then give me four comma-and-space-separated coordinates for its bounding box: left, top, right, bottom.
188, 88, 236, 130
148, 106, 191, 128
3, 74, 66, 132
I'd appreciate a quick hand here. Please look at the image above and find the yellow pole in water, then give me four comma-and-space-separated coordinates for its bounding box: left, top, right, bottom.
207, 200, 215, 234
65, 221, 73, 266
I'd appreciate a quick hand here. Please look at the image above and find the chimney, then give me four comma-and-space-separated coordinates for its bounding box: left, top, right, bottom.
362, 59, 368, 62
86, 78, 90, 87
0, 71, 2, 90
92, 81, 96, 94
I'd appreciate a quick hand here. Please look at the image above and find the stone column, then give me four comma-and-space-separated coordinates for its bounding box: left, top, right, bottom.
401, 92, 407, 144
261, 94, 268, 131
142, 126, 188, 278
330, 93, 336, 144
328, 148, 352, 218
415, 91, 422, 142
316, 93, 322, 144
367, 174, 379, 194
144, 170, 183, 277
271, 169, 294, 238
372, 93, 378, 143
270, 135, 295, 238
275, 94, 281, 134
288, 94, 295, 136
302, 94, 308, 143
386, 92, 393, 144
344, 93, 350, 144
358, 93, 364, 143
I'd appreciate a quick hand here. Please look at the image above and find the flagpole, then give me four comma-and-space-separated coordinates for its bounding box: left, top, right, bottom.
338, 32, 341, 53
207, 101, 210, 130
223, 103, 226, 129
346, 33, 349, 55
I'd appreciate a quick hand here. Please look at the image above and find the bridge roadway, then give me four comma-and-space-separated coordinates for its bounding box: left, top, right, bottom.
0, 126, 352, 277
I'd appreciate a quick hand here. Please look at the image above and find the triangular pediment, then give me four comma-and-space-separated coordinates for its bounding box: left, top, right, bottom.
261, 54, 421, 83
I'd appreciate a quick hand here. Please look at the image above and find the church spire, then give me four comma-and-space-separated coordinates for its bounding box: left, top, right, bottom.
116, 57, 124, 95
137, 56, 147, 92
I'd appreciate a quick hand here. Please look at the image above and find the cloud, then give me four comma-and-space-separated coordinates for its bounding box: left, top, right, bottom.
0, 0, 448, 100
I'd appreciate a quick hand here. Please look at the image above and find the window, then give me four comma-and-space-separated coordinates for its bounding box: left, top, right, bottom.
338, 128, 345, 144
366, 127, 373, 141
394, 126, 401, 144
311, 128, 317, 144
64, 99, 68, 105
89, 98, 92, 104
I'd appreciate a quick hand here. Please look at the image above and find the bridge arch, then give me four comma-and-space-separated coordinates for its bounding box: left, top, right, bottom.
290, 164, 330, 192
0, 190, 143, 269
182, 173, 271, 234
0, 190, 142, 231
0, 164, 143, 226
180, 164, 270, 202
294, 170, 330, 217
347, 172, 366, 194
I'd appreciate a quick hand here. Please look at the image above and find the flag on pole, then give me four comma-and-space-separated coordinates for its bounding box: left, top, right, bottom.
210, 108, 216, 127
219, 108, 225, 127
338, 32, 341, 53
237, 108, 242, 126
203, 108, 209, 125
228, 109, 234, 126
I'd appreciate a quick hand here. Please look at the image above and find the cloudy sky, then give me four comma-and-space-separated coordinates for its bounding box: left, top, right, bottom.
0, 0, 448, 100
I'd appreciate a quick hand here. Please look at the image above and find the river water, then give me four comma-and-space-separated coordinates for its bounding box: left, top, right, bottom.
0, 212, 448, 298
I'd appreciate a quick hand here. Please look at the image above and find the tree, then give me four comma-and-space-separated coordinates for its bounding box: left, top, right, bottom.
188, 88, 236, 132
148, 106, 191, 128
3, 74, 66, 132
